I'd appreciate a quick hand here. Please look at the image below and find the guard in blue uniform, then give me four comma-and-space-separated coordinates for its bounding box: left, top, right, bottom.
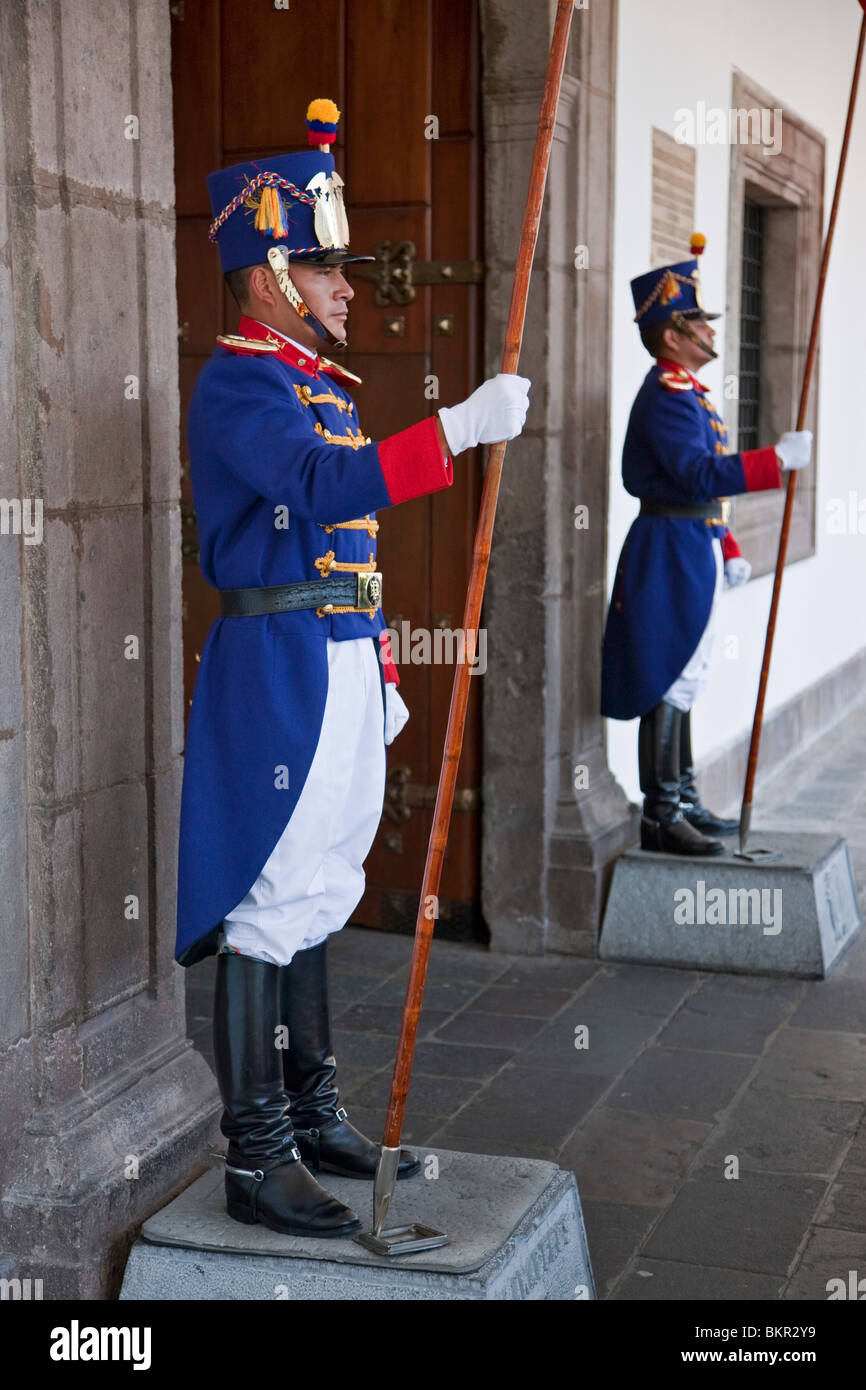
602, 235, 812, 856
177, 100, 529, 1237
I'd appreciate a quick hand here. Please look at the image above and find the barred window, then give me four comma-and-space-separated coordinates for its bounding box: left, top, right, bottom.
738, 200, 765, 454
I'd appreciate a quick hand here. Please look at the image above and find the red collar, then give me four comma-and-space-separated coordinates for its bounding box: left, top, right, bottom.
239, 317, 320, 377
656, 357, 708, 393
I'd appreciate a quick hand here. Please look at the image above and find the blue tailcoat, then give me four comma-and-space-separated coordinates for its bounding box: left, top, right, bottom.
175, 328, 447, 964
601, 362, 775, 721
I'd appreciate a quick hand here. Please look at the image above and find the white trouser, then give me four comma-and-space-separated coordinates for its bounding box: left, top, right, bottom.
663, 540, 724, 713
221, 636, 386, 966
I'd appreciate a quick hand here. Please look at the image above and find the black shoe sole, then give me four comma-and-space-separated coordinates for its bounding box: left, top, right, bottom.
226, 1200, 360, 1237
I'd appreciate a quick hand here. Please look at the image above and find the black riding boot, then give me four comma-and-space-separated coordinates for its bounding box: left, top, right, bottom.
679, 710, 738, 835
212, 951, 360, 1236
280, 939, 421, 1181
639, 701, 724, 856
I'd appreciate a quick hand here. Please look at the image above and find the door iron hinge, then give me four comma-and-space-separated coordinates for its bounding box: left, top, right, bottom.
181, 499, 199, 563
352, 240, 484, 306
384, 763, 479, 823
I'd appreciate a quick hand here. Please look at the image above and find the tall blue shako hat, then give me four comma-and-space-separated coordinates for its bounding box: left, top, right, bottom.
206, 98, 373, 345
630, 233, 720, 359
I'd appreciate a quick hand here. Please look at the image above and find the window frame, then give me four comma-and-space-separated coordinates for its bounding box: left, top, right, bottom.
724, 70, 824, 577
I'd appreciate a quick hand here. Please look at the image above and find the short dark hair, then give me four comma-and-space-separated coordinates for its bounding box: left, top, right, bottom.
224, 264, 262, 309
639, 319, 677, 358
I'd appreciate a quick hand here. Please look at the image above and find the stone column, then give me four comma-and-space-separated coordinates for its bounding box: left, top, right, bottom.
0, 0, 219, 1299
480, 0, 638, 956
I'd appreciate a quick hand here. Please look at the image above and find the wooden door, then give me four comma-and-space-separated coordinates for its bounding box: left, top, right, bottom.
171, 0, 485, 940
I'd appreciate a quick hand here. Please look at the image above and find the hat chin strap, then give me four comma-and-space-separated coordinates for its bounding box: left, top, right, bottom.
267, 246, 347, 350
671, 310, 718, 361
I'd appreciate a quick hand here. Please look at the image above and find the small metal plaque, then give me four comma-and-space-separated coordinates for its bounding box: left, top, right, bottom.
734, 847, 782, 864
354, 1223, 449, 1257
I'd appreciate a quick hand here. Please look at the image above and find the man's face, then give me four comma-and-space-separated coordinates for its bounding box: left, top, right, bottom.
669, 316, 716, 368
288, 263, 354, 347
689, 317, 716, 355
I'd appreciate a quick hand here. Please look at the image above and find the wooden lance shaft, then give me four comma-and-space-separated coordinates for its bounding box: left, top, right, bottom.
381, 0, 576, 1156
739, 10, 866, 851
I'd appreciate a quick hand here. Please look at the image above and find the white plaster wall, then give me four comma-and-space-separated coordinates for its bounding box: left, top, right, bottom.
606, 0, 866, 803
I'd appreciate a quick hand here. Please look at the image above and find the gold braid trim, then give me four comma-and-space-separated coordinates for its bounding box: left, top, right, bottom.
315, 549, 379, 617
320, 515, 379, 536
313, 422, 371, 449
697, 393, 729, 447
633, 269, 698, 322
316, 605, 377, 619
294, 383, 353, 414
314, 550, 377, 576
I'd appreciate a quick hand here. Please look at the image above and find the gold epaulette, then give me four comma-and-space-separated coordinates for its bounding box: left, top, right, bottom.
216, 334, 281, 354
320, 356, 363, 385
658, 365, 693, 393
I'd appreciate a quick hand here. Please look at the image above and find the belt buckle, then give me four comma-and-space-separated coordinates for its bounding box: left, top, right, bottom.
705, 498, 731, 527
356, 571, 383, 611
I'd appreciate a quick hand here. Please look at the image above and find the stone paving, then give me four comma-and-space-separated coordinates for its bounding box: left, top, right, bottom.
185, 698, 866, 1300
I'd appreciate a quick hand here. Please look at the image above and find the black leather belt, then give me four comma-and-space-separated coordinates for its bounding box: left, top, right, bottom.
640, 500, 730, 524
220, 571, 383, 617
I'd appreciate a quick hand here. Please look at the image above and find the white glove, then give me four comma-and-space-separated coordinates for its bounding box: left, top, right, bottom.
438, 373, 531, 456
774, 430, 812, 472
384, 684, 409, 745
724, 557, 752, 588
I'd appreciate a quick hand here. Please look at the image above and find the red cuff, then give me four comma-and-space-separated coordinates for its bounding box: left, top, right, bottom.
720, 529, 742, 562
742, 446, 782, 492
379, 628, 399, 686
378, 416, 453, 506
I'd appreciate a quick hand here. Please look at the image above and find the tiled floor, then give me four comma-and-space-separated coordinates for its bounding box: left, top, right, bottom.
185, 698, 866, 1300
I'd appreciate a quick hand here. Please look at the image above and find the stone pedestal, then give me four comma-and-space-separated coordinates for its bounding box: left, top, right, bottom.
120, 1149, 595, 1301
599, 832, 861, 978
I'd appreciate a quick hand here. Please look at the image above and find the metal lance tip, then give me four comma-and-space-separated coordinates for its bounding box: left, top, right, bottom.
355, 1145, 449, 1256
739, 802, 752, 854
372, 1145, 401, 1238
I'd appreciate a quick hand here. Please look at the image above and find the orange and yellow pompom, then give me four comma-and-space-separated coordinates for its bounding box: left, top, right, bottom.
690, 232, 707, 256
306, 98, 341, 146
